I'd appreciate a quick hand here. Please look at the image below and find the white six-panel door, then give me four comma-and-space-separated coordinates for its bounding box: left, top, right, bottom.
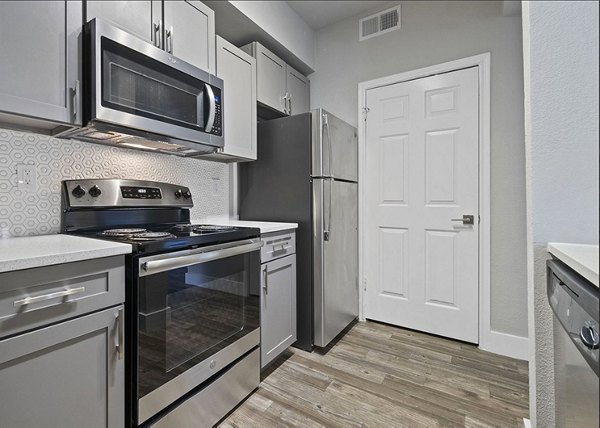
364, 67, 479, 343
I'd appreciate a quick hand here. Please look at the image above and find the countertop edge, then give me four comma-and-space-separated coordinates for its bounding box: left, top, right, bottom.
548, 243, 599, 287
193, 219, 299, 234
0, 235, 132, 274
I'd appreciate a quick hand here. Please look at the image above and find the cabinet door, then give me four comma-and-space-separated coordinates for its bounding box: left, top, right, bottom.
0, 0, 81, 126
261, 255, 297, 368
86, 1, 158, 44
253, 43, 287, 115
286, 65, 310, 115
163, 0, 216, 73
216, 36, 257, 161
0, 306, 125, 428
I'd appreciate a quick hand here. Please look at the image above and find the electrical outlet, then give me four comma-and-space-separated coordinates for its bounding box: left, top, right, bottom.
17, 164, 36, 191
212, 177, 221, 196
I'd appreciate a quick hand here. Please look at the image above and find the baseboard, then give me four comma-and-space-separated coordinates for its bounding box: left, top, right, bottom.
480, 330, 529, 360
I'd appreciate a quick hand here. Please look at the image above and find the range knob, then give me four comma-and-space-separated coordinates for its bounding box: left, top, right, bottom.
88, 185, 102, 198
580, 325, 600, 349
174, 189, 183, 199
183, 190, 192, 199
71, 185, 86, 199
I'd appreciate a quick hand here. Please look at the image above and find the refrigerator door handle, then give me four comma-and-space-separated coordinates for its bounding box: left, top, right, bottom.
324, 178, 332, 241
323, 113, 333, 178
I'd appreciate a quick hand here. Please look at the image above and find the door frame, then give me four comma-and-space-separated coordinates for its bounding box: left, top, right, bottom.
357, 53, 492, 350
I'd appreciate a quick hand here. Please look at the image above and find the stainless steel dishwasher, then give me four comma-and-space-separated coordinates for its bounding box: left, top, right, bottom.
547, 259, 599, 427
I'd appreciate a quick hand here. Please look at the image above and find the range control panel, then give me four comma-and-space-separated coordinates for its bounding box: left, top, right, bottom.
62, 179, 193, 208
121, 186, 162, 199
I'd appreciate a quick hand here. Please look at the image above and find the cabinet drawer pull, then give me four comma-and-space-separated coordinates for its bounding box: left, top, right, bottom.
13, 287, 86, 307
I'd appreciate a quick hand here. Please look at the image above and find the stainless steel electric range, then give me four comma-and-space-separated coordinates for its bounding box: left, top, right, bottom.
61, 179, 261, 427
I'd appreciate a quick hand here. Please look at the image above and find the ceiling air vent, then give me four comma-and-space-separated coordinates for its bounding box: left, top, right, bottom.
359, 5, 401, 41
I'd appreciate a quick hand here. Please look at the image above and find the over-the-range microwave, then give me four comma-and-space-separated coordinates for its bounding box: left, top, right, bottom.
61, 18, 223, 157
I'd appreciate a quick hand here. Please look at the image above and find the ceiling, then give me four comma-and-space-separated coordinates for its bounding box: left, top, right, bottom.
287, 1, 393, 30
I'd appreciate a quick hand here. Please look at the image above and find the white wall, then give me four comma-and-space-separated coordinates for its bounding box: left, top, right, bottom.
310, 1, 528, 338
230, 1, 315, 69
522, 1, 599, 425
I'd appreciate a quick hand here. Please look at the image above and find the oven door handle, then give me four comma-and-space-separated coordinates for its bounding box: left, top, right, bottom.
139, 240, 263, 276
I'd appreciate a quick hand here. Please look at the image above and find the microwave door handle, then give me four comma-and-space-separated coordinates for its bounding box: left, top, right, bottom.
204, 84, 216, 133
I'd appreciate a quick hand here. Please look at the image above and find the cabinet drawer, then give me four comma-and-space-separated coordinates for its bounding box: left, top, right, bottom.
0, 256, 125, 338
261, 230, 296, 263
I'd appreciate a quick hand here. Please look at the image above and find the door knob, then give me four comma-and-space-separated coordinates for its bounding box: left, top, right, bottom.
451, 215, 475, 225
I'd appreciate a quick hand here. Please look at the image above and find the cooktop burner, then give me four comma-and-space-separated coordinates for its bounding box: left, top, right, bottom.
99, 229, 175, 241
101, 228, 148, 237
170, 224, 236, 234
129, 232, 176, 241
194, 225, 236, 231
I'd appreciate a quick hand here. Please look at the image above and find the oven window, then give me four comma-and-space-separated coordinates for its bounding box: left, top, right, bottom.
101, 37, 205, 130
137, 250, 260, 399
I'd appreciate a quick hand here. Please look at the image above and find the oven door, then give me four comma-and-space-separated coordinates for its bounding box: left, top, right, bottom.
135, 238, 261, 424
87, 18, 223, 148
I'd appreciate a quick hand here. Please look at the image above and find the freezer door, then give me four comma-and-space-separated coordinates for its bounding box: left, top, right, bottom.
311, 109, 358, 181
313, 178, 359, 347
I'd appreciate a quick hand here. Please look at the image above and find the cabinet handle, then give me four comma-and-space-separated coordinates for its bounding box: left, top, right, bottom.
281, 93, 288, 115
288, 95, 292, 115
152, 20, 162, 48
166, 25, 174, 54
263, 266, 268, 295
72, 79, 80, 120
115, 308, 124, 360
13, 286, 85, 307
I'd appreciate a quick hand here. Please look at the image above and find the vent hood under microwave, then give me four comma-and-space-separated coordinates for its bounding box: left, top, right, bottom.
60, 19, 224, 157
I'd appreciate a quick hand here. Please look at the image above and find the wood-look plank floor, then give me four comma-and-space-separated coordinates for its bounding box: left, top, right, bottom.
219, 321, 529, 427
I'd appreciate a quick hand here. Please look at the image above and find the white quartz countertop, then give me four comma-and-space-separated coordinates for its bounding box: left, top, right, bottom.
548, 243, 599, 287
194, 218, 298, 234
0, 234, 132, 273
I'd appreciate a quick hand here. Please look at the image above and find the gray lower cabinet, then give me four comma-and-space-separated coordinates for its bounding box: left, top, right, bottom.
0, 255, 126, 428
261, 230, 297, 368
0, 0, 82, 132
0, 306, 124, 428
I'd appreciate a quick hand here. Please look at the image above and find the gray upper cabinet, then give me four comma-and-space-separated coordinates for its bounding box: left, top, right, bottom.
163, 0, 216, 73
87, 1, 215, 73
241, 42, 310, 117
286, 65, 310, 116
207, 36, 256, 162
253, 43, 287, 115
0, 0, 82, 131
0, 306, 124, 428
86, 1, 159, 43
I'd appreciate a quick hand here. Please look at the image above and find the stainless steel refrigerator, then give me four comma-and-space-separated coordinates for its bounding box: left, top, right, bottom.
240, 108, 358, 350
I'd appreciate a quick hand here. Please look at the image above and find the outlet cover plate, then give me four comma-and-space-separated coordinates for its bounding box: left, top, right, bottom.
17, 164, 36, 191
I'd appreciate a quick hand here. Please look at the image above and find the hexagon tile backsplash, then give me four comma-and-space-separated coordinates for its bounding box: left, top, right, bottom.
0, 128, 230, 236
